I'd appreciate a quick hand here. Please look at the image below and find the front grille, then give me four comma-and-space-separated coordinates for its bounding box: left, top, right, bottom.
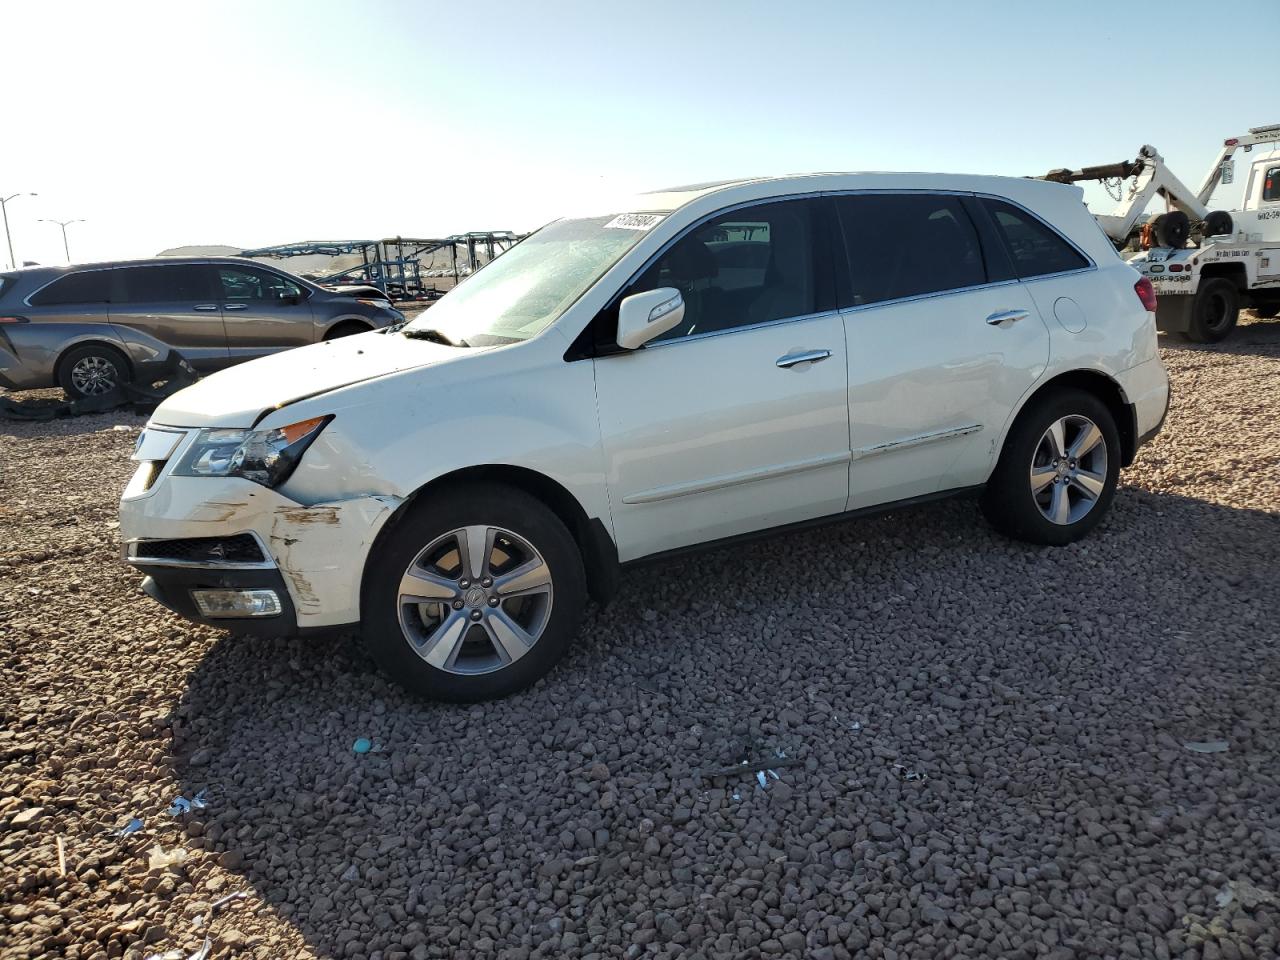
133, 534, 266, 565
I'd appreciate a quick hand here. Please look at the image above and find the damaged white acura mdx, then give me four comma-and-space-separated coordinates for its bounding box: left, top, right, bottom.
120, 173, 1170, 701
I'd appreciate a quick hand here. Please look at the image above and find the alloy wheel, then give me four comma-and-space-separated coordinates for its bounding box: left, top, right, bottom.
397, 525, 554, 675
70, 356, 120, 396
1029, 415, 1108, 526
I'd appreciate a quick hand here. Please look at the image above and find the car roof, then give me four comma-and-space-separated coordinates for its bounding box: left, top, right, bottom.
10, 255, 286, 276
602, 171, 1081, 216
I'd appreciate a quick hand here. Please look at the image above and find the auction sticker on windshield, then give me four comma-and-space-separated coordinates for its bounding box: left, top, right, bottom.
604, 213, 665, 231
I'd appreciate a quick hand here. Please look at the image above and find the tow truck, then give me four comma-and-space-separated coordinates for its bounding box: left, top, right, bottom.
1042, 123, 1280, 342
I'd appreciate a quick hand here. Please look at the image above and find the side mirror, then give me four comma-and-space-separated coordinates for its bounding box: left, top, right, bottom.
616, 287, 685, 350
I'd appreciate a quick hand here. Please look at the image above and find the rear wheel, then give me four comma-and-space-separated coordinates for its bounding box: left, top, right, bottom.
1182, 277, 1239, 343
362, 484, 586, 701
981, 389, 1120, 546
57, 343, 130, 400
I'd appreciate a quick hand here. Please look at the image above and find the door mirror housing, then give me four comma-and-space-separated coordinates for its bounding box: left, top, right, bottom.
616, 287, 685, 350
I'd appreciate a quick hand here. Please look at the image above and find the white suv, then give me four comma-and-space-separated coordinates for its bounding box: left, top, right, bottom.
119, 173, 1170, 701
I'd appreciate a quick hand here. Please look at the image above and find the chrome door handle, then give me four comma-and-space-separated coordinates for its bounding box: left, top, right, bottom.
193, 304, 218, 312
223, 303, 248, 311
986, 309, 1029, 325
776, 349, 832, 368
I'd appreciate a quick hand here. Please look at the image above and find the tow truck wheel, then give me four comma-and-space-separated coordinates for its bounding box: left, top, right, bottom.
1203, 210, 1234, 237
1154, 211, 1190, 249
1183, 278, 1239, 344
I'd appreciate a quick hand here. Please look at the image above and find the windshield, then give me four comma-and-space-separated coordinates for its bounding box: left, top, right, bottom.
402, 214, 662, 346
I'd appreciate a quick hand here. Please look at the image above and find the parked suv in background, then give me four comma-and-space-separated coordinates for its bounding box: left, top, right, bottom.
120, 173, 1170, 702
0, 257, 403, 399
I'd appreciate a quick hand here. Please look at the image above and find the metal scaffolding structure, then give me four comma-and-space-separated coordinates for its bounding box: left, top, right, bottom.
239, 232, 524, 298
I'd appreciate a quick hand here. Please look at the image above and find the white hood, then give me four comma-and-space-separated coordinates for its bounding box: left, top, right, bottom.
152, 332, 466, 428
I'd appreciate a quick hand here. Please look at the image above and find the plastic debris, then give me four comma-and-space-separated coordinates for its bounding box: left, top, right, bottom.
1183, 740, 1229, 754
193, 890, 248, 927
1216, 879, 1278, 910
353, 737, 372, 754
56, 836, 67, 875
110, 817, 144, 837
756, 771, 767, 789
148, 844, 188, 871
167, 790, 210, 816
144, 937, 211, 960
893, 763, 928, 783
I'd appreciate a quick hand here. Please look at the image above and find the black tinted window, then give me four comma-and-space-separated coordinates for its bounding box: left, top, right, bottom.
1264, 167, 1280, 202
29, 270, 112, 306
982, 199, 1088, 278
631, 198, 820, 341
119, 265, 212, 303
836, 194, 985, 305
219, 266, 302, 301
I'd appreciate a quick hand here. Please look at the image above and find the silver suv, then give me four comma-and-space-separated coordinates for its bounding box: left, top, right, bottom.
0, 257, 403, 399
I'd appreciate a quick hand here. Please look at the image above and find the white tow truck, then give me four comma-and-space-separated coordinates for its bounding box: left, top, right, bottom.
1042, 123, 1280, 342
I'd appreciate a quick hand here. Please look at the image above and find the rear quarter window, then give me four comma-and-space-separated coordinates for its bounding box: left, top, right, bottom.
982, 198, 1090, 279
28, 270, 113, 306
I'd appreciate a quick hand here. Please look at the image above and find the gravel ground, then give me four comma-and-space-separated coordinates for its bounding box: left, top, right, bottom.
2, 316, 1279, 960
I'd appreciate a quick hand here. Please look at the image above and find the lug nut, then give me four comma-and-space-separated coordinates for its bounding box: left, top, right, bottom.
459, 578, 470, 589
489, 597, 500, 607
470, 610, 482, 621
452, 600, 464, 610
481, 577, 493, 588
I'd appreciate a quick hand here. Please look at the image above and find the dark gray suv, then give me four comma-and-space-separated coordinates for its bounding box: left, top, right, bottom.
0, 257, 404, 399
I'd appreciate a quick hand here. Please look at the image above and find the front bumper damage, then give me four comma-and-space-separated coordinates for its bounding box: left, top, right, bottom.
120, 470, 401, 635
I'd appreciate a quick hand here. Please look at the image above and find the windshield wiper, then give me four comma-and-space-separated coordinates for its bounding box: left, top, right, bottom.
401, 327, 466, 347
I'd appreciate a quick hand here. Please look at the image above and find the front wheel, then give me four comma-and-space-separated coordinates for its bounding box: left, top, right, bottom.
57, 343, 131, 400
981, 389, 1121, 546
362, 484, 586, 701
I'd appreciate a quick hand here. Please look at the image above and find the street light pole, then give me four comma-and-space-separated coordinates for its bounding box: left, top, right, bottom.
39, 219, 85, 263
1, 192, 38, 269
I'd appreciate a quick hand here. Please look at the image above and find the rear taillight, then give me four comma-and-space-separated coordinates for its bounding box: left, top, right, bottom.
1134, 277, 1157, 312
0, 315, 29, 323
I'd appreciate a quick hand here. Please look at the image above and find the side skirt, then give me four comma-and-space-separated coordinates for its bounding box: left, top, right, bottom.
620, 484, 986, 569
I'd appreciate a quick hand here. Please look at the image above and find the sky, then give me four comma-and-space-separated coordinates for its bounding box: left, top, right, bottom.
1, 0, 1276, 267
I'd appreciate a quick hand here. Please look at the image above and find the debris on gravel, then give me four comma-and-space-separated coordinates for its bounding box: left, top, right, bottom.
2, 319, 1279, 959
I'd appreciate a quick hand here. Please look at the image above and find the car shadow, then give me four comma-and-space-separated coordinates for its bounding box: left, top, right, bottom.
168, 482, 1280, 958
1158, 313, 1280, 357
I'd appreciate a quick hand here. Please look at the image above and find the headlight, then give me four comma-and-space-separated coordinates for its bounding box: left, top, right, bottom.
173, 416, 331, 488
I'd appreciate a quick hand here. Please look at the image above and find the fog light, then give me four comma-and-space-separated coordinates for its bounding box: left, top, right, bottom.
191, 588, 282, 619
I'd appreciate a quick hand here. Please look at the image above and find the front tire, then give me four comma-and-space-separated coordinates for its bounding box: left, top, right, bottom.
1182, 277, 1239, 343
57, 343, 131, 400
981, 389, 1121, 546
362, 484, 586, 701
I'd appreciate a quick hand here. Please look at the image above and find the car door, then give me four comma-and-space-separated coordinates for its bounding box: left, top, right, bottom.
592, 197, 851, 561
215, 264, 317, 359
832, 192, 1051, 511
109, 263, 230, 370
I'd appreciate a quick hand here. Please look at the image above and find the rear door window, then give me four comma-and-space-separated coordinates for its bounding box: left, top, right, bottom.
118, 265, 214, 303
981, 198, 1089, 278
28, 270, 113, 306
835, 194, 986, 306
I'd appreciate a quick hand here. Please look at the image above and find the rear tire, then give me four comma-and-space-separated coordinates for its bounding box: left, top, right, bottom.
361, 484, 586, 702
57, 343, 131, 401
1153, 211, 1190, 248
981, 389, 1121, 546
1182, 277, 1239, 343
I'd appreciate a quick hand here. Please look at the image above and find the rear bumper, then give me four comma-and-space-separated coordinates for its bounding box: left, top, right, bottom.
1117, 357, 1171, 454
